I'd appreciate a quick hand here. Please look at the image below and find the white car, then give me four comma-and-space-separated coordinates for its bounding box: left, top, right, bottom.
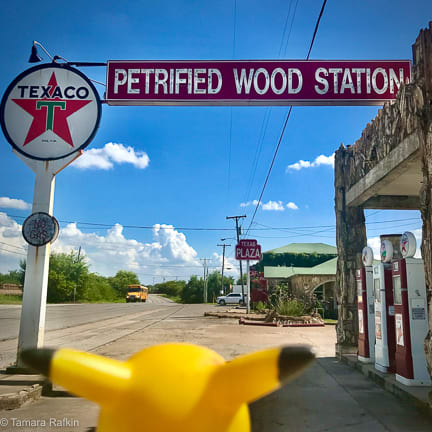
217, 293, 246, 306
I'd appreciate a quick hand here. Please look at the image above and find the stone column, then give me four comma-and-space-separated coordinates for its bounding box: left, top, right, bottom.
334, 144, 367, 356
414, 21, 432, 377
419, 94, 432, 375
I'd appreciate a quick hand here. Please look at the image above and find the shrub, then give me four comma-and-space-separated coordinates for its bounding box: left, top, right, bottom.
254, 301, 267, 313
275, 299, 305, 317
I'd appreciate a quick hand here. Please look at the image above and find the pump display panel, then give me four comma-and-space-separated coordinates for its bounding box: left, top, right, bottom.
393, 275, 402, 305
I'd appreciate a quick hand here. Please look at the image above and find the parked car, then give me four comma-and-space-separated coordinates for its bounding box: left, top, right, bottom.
217, 293, 247, 306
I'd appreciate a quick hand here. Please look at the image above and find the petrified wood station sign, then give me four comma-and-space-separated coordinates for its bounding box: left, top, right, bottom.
106, 60, 411, 106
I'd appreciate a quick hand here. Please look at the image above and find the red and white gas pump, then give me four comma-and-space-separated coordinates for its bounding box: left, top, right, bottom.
357, 246, 375, 363
392, 232, 431, 386
374, 240, 396, 373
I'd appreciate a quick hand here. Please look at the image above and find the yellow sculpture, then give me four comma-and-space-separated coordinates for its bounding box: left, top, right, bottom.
22, 343, 314, 432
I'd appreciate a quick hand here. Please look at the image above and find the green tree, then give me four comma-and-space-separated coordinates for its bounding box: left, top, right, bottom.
80, 273, 117, 302
46, 252, 89, 302
206, 271, 233, 302
154, 280, 186, 298
0, 269, 23, 286
236, 273, 247, 286
181, 275, 204, 304
108, 270, 140, 298
47, 271, 75, 303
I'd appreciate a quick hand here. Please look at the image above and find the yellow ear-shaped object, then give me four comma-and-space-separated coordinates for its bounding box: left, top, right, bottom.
214, 345, 314, 404
22, 343, 314, 432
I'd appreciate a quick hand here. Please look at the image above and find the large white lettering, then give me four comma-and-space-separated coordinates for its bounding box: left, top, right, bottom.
314, 67, 329, 95
114, 69, 127, 94
127, 69, 140, 94
234, 69, 254, 94
208, 69, 222, 94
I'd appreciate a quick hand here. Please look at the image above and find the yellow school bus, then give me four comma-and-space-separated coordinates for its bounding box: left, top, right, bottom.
125, 285, 149, 303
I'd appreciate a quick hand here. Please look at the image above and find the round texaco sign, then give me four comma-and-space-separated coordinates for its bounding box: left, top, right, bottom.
362, 246, 374, 267
400, 231, 416, 258
22, 212, 59, 246
0, 63, 101, 160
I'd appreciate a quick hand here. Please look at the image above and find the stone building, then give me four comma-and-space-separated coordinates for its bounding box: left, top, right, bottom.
262, 243, 338, 318
334, 22, 432, 379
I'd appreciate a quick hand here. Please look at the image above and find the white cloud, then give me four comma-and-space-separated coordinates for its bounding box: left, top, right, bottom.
72, 143, 150, 170
54, 222, 202, 280
367, 229, 422, 259
240, 200, 261, 208
0, 213, 27, 273
286, 153, 335, 172
0, 197, 31, 210
211, 252, 239, 277
262, 200, 284, 211
0, 212, 205, 283
240, 200, 297, 211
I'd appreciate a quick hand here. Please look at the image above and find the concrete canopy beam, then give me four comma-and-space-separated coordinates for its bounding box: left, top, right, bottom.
362, 195, 420, 210
346, 132, 421, 207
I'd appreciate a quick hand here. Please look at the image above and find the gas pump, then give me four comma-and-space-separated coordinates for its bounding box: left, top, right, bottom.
357, 246, 375, 363
374, 240, 396, 373
392, 232, 431, 386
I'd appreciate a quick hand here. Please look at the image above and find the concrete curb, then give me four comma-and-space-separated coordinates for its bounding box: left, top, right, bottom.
204, 311, 250, 319
340, 354, 432, 416
0, 384, 42, 411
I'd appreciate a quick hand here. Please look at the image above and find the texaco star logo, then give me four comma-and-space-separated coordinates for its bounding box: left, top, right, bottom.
1, 64, 101, 160
401, 238, 408, 254
13, 72, 92, 147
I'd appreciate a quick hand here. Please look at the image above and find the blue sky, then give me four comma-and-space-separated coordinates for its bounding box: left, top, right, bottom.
0, 1, 429, 283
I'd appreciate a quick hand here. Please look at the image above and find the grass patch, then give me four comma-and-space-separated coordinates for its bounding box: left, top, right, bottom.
68, 298, 126, 304
159, 294, 182, 303
324, 318, 338, 325
0, 294, 22, 304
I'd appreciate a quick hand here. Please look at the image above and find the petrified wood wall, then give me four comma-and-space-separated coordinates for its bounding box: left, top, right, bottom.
335, 22, 432, 364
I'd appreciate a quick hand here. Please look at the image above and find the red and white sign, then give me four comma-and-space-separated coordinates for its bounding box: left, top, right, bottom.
106, 60, 411, 106
236, 239, 262, 261
1, 64, 101, 160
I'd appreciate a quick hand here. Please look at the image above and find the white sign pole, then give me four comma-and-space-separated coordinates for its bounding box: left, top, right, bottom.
246, 260, 250, 314
14, 150, 82, 368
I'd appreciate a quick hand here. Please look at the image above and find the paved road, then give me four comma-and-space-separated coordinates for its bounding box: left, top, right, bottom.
0, 295, 176, 368
1, 304, 431, 431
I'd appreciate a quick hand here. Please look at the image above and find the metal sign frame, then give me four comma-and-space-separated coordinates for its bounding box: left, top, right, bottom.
106, 59, 411, 106
0, 63, 102, 161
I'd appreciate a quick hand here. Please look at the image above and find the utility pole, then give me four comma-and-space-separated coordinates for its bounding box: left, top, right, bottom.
217, 242, 231, 295
226, 215, 246, 302
200, 258, 211, 303
74, 246, 81, 303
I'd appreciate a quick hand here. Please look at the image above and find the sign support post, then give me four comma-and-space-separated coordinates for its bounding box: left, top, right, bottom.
235, 239, 262, 315
0, 63, 101, 370
246, 260, 250, 314
14, 151, 82, 368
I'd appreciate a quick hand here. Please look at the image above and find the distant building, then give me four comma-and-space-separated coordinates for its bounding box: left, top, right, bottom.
0, 283, 23, 296
260, 243, 338, 318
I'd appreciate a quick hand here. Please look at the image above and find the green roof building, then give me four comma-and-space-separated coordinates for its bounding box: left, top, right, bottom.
262, 243, 338, 319
265, 243, 337, 255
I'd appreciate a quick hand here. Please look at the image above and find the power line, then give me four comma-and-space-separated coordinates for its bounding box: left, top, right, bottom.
0, 246, 26, 257
0, 241, 26, 251
1, 212, 422, 233
282, 0, 299, 57
245, 0, 328, 235
3, 214, 235, 232
243, 0, 298, 211
227, 0, 237, 202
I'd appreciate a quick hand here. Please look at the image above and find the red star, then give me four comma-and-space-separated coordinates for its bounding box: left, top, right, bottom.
12, 73, 92, 147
